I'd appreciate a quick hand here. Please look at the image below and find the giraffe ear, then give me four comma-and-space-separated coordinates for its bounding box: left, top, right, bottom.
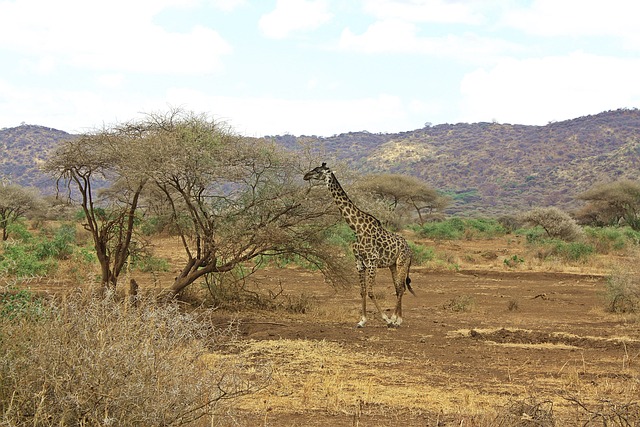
321, 162, 327, 168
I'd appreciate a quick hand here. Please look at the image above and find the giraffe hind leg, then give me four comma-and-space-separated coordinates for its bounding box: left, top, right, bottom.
389, 263, 410, 327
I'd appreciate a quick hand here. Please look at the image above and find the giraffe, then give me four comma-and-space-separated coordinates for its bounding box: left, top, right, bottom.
304, 163, 415, 328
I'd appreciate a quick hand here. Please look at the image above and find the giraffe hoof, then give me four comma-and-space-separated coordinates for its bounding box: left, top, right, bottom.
387, 322, 400, 329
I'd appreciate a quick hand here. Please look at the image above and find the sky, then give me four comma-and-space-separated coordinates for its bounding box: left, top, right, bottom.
1, 0, 639, 137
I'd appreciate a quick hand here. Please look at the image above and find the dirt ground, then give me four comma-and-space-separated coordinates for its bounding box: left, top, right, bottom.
19, 234, 640, 426
218, 265, 638, 426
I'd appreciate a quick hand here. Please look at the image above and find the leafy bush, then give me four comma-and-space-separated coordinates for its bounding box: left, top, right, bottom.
0, 292, 268, 426
534, 240, 595, 262
582, 226, 640, 254
0, 224, 80, 278
0, 242, 55, 277
408, 241, 435, 266
518, 225, 547, 243
415, 218, 465, 240
415, 217, 506, 240
325, 222, 356, 250
554, 241, 595, 261
5, 221, 32, 241
0, 285, 44, 320
463, 218, 506, 238
34, 223, 76, 260
133, 254, 170, 273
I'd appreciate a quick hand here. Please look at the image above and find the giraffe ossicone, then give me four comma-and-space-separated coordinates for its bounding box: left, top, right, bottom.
304, 163, 415, 328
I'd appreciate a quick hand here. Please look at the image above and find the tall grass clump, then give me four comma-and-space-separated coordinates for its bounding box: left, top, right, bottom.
0, 290, 269, 426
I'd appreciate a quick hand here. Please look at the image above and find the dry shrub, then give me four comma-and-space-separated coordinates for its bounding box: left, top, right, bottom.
565, 396, 640, 426
0, 290, 269, 426
606, 267, 640, 313
521, 207, 584, 242
492, 397, 556, 426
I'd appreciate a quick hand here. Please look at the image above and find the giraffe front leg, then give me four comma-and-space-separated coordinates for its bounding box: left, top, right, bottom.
365, 265, 392, 327
357, 268, 367, 328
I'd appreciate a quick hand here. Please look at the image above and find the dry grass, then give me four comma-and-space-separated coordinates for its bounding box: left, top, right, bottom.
0, 289, 269, 426
228, 338, 507, 422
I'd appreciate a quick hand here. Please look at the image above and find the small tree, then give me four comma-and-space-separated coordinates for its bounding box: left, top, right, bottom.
354, 173, 448, 224
520, 207, 584, 241
0, 184, 44, 241
45, 130, 146, 293
578, 180, 640, 230
119, 109, 348, 297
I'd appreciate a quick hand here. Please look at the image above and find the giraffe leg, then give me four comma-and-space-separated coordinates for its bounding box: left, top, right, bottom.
390, 262, 410, 327
357, 268, 367, 328
365, 265, 391, 326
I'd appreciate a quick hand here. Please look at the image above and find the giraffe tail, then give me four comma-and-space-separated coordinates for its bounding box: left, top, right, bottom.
406, 260, 416, 296
406, 275, 416, 296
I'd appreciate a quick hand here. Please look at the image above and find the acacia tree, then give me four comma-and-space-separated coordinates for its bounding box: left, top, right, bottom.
520, 206, 584, 241
0, 183, 44, 240
119, 110, 347, 297
578, 180, 640, 230
45, 130, 146, 293
354, 173, 448, 224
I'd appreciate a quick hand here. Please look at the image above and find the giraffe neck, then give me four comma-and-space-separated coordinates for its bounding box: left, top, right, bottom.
325, 172, 378, 234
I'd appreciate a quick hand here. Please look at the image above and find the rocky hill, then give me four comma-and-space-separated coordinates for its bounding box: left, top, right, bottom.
2, 109, 639, 216
0, 124, 76, 193
275, 108, 640, 216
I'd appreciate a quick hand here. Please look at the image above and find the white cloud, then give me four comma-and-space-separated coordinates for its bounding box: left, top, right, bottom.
209, 0, 246, 11
0, 0, 232, 74
503, 0, 640, 48
362, 0, 483, 24
259, 0, 332, 39
459, 52, 640, 125
164, 87, 431, 136
338, 20, 520, 61
96, 73, 126, 89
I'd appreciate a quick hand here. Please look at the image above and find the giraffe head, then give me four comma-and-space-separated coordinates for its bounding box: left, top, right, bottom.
303, 162, 331, 182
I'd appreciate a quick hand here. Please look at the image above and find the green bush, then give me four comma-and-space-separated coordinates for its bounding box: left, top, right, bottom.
0, 286, 44, 320
5, 221, 32, 242
517, 226, 547, 243
133, 255, 170, 273
34, 223, 76, 260
0, 224, 80, 277
325, 222, 356, 249
554, 241, 594, 261
0, 242, 55, 277
415, 218, 465, 240
408, 241, 435, 266
415, 217, 506, 240
464, 218, 506, 238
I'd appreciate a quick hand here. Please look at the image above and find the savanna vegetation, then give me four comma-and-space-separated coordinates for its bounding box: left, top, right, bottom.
2, 109, 640, 426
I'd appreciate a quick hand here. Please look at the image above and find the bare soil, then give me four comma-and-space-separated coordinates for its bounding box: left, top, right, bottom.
219, 265, 639, 426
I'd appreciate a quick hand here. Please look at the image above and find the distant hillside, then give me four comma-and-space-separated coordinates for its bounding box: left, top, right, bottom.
0, 124, 76, 193
2, 109, 639, 216
274, 109, 640, 216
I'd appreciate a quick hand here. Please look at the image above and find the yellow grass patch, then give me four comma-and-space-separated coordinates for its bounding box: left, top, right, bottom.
221, 338, 507, 418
